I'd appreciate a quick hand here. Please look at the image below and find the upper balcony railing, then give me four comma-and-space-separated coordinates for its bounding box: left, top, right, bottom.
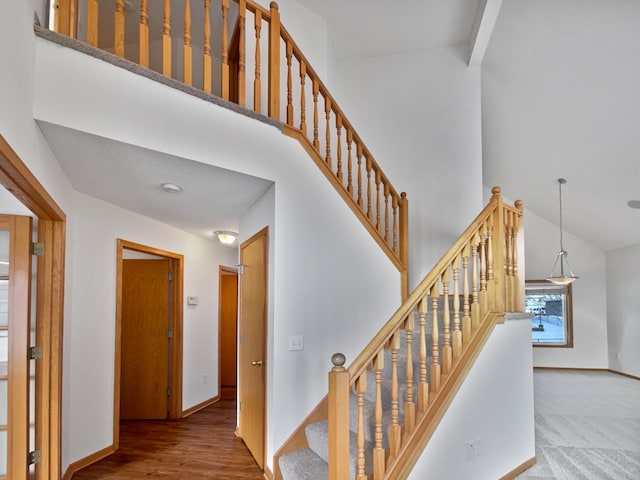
51, 0, 409, 292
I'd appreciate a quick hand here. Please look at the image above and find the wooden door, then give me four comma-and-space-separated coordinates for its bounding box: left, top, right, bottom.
219, 269, 238, 387
121, 259, 171, 420
238, 228, 268, 469
0, 214, 32, 480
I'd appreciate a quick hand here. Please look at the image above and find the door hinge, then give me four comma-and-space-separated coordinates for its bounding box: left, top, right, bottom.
167, 387, 172, 397
239, 401, 242, 411
167, 330, 173, 339
29, 346, 43, 360
28, 450, 41, 466
168, 271, 173, 281
30, 242, 45, 256
236, 264, 245, 274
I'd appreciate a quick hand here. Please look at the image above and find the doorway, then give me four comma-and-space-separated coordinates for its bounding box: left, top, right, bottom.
115, 240, 184, 438
219, 267, 238, 389
0, 135, 66, 480
238, 227, 268, 470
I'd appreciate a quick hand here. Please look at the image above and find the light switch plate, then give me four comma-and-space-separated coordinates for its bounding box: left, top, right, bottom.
289, 335, 304, 351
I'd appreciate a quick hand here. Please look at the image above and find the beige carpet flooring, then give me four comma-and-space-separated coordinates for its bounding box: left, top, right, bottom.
516, 370, 640, 480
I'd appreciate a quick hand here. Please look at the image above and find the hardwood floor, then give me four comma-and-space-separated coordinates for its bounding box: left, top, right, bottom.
72, 387, 264, 479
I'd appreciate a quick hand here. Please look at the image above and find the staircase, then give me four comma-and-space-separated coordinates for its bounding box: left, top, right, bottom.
274, 188, 524, 479
45, 3, 525, 478
279, 324, 430, 479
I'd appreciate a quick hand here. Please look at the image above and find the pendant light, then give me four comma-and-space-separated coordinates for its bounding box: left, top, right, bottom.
546, 178, 578, 285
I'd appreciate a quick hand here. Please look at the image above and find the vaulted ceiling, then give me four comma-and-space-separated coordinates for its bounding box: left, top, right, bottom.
300, 0, 640, 252
34, 0, 640, 252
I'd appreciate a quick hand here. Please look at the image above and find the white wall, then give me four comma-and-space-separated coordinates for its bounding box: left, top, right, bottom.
67, 191, 235, 462
606, 243, 640, 378
409, 315, 535, 480
33, 35, 402, 472
333, 45, 484, 289
523, 209, 608, 368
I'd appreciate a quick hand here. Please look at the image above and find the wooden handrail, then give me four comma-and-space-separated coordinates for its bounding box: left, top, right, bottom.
50, 0, 408, 294
328, 187, 524, 479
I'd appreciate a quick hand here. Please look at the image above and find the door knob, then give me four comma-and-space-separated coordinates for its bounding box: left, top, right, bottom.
251, 360, 263, 367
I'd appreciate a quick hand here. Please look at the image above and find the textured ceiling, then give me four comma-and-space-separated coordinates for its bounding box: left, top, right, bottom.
38, 122, 273, 240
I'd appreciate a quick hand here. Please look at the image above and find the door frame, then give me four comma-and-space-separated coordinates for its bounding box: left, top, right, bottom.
237, 226, 268, 469
0, 135, 66, 480
115, 239, 184, 442
218, 266, 238, 391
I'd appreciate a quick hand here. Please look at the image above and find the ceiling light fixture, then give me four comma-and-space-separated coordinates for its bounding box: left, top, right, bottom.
213, 230, 238, 246
161, 183, 182, 193
546, 178, 578, 285
627, 200, 640, 209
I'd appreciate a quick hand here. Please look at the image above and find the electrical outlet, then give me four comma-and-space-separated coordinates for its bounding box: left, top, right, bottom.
202, 373, 208, 384
288, 335, 304, 351
466, 438, 481, 460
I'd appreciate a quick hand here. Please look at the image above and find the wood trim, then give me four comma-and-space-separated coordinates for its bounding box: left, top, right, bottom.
0, 135, 66, 480
272, 396, 328, 480
61, 444, 116, 480
499, 457, 536, 480
2, 215, 32, 480
0, 136, 65, 221
608, 369, 640, 381
533, 367, 607, 372
263, 465, 274, 480
527, 280, 573, 349
282, 125, 406, 273
115, 239, 185, 446
182, 395, 220, 418
534, 367, 640, 382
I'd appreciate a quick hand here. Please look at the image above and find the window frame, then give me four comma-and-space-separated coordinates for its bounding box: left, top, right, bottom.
526, 280, 574, 348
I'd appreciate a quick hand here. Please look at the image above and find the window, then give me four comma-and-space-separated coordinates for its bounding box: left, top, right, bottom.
525, 280, 573, 347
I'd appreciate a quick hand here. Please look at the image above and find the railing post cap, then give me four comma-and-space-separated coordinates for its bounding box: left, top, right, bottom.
491, 186, 501, 196
270, 1, 279, 10
515, 199, 523, 210
401, 191, 407, 199
331, 352, 346, 368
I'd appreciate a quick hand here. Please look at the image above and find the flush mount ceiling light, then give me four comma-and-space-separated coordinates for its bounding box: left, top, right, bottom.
160, 182, 182, 193
627, 200, 640, 209
546, 178, 578, 285
213, 231, 238, 246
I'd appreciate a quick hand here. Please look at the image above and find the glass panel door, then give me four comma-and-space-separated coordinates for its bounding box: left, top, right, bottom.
0, 216, 32, 480
0, 230, 9, 478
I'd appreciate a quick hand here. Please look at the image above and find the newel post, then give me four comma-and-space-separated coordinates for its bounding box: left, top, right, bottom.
268, 2, 281, 120
328, 353, 350, 480
490, 186, 506, 313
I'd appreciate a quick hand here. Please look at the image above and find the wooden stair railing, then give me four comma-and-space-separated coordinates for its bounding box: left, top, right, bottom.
50, 0, 409, 296
324, 187, 524, 479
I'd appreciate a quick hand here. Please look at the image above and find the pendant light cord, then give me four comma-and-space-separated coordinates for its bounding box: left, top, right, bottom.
558, 179, 565, 252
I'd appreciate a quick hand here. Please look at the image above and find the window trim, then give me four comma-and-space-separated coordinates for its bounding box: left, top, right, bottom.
526, 279, 574, 348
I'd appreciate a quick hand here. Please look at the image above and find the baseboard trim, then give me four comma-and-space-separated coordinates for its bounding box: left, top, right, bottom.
181, 394, 220, 418
263, 465, 274, 480
534, 366, 606, 371
533, 367, 640, 381
62, 444, 116, 480
608, 369, 640, 381
499, 457, 536, 479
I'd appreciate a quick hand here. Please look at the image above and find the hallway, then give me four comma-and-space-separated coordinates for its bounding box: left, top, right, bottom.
72, 388, 264, 479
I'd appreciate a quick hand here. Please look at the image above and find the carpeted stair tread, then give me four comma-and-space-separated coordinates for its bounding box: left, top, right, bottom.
305, 420, 374, 479
279, 448, 328, 480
